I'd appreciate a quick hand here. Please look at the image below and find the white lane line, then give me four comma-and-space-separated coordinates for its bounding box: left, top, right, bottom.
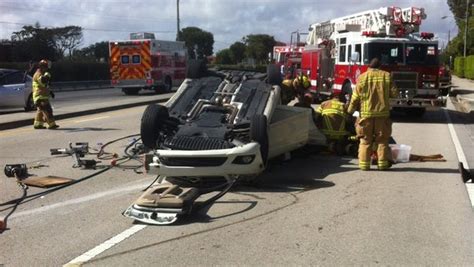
74, 116, 110, 123
64, 224, 147, 266
466, 184, 474, 208
444, 108, 473, 207
444, 108, 470, 169
10, 180, 149, 220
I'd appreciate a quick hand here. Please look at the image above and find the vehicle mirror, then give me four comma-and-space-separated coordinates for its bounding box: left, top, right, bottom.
350, 52, 360, 63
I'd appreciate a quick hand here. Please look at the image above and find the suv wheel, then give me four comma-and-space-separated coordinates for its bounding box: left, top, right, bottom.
141, 104, 169, 149
250, 115, 269, 166
267, 64, 282, 85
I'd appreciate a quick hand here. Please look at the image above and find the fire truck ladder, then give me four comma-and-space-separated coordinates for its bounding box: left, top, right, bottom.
307, 6, 427, 45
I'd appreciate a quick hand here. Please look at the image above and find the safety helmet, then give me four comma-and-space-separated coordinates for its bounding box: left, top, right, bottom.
293, 74, 310, 89
38, 59, 50, 68
302, 76, 310, 89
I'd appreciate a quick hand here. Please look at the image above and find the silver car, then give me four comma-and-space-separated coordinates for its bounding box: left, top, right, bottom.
0, 68, 35, 111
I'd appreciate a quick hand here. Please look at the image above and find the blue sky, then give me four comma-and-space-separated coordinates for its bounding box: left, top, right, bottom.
0, 0, 458, 53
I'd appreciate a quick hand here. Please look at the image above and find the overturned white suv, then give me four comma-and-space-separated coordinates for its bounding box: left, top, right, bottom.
123, 62, 325, 225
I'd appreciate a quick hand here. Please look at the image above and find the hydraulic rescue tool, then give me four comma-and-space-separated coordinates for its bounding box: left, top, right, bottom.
50, 142, 99, 169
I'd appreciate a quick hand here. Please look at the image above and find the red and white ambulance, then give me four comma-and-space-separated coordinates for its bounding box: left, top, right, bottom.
109, 32, 187, 95
301, 7, 446, 116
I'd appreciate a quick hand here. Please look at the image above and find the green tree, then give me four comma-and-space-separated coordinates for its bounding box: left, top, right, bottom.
73, 41, 109, 62
0, 40, 13, 61
10, 23, 84, 61
229, 41, 246, 63
54, 26, 83, 59
446, 0, 473, 57
11, 23, 58, 61
215, 48, 233, 64
243, 34, 276, 64
178, 27, 214, 59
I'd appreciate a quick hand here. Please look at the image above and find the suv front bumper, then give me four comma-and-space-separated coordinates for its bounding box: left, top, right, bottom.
146, 142, 265, 177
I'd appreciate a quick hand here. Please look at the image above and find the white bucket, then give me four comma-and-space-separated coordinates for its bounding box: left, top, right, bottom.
390, 144, 412, 163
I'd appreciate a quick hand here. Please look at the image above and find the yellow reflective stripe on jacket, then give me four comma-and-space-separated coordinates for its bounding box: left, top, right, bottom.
360, 111, 390, 117
319, 99, 348, 137
32, 71, 50, 103
321, 108, 346, 116
316, 106, 323, 113
32, 74, 47, 90
349, 68, 392, 118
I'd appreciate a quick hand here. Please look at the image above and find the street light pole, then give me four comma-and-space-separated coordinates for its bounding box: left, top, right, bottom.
464, 0, 469, 57
176, 0, 180, 41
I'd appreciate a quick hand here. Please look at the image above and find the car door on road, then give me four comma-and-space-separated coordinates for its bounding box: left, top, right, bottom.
0, 71, 27, 108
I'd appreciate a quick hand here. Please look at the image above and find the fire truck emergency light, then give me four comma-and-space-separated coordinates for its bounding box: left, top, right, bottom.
362, 31, 377, 37
420, 32, 434, 39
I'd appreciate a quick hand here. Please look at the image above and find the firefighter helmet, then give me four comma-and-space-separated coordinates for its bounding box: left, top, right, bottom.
38, 59, 50, 68
293, 74, 310, 89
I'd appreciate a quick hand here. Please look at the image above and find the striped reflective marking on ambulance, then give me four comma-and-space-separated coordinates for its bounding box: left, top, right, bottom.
112, 42, 151, 80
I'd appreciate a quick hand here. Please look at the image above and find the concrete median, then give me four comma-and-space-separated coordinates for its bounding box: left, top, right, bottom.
0, 92, 172, 131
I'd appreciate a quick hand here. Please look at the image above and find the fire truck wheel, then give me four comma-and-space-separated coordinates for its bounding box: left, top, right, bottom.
267, 64, 282, 85
250, 114, 269, 166
140, 104, 169, 149
186, 59, 207, 79
155, 77, 172, 94
123, 88, 140, 95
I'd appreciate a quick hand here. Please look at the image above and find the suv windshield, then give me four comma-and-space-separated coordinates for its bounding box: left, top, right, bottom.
405, 44, 438, 65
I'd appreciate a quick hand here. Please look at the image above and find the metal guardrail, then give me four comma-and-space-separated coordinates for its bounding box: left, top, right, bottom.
51, 80, 112, 92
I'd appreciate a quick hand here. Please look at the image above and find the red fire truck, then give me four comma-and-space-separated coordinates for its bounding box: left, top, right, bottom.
109, 32, 187, 95
273, 45, 304, 78
272, 32, 306, 78
301, 6, 446, 116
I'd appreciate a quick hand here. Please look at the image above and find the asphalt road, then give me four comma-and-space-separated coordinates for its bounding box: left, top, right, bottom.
0, 98, 473, 265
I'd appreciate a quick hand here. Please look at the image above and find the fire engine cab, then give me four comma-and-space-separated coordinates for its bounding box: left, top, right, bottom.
273, 45, 304, 78
302, 6, 446, 116
272, 32, 306, 78
109, 32, 187, 95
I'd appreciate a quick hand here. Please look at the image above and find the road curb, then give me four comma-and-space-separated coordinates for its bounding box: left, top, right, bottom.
0, 98, 169, 131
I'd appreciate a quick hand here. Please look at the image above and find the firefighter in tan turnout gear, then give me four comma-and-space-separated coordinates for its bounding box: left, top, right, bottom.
280, 75, 296, 105
33, 60, 59, 129
347, 58, 397, 170
315, 93, 350, 155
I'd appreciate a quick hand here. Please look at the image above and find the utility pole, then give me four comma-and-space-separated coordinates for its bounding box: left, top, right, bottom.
176, 0, 180, 41
464, 0, 469, 57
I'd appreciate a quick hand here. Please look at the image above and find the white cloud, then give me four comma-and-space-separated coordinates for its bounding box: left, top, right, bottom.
0, 0, 458, 52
